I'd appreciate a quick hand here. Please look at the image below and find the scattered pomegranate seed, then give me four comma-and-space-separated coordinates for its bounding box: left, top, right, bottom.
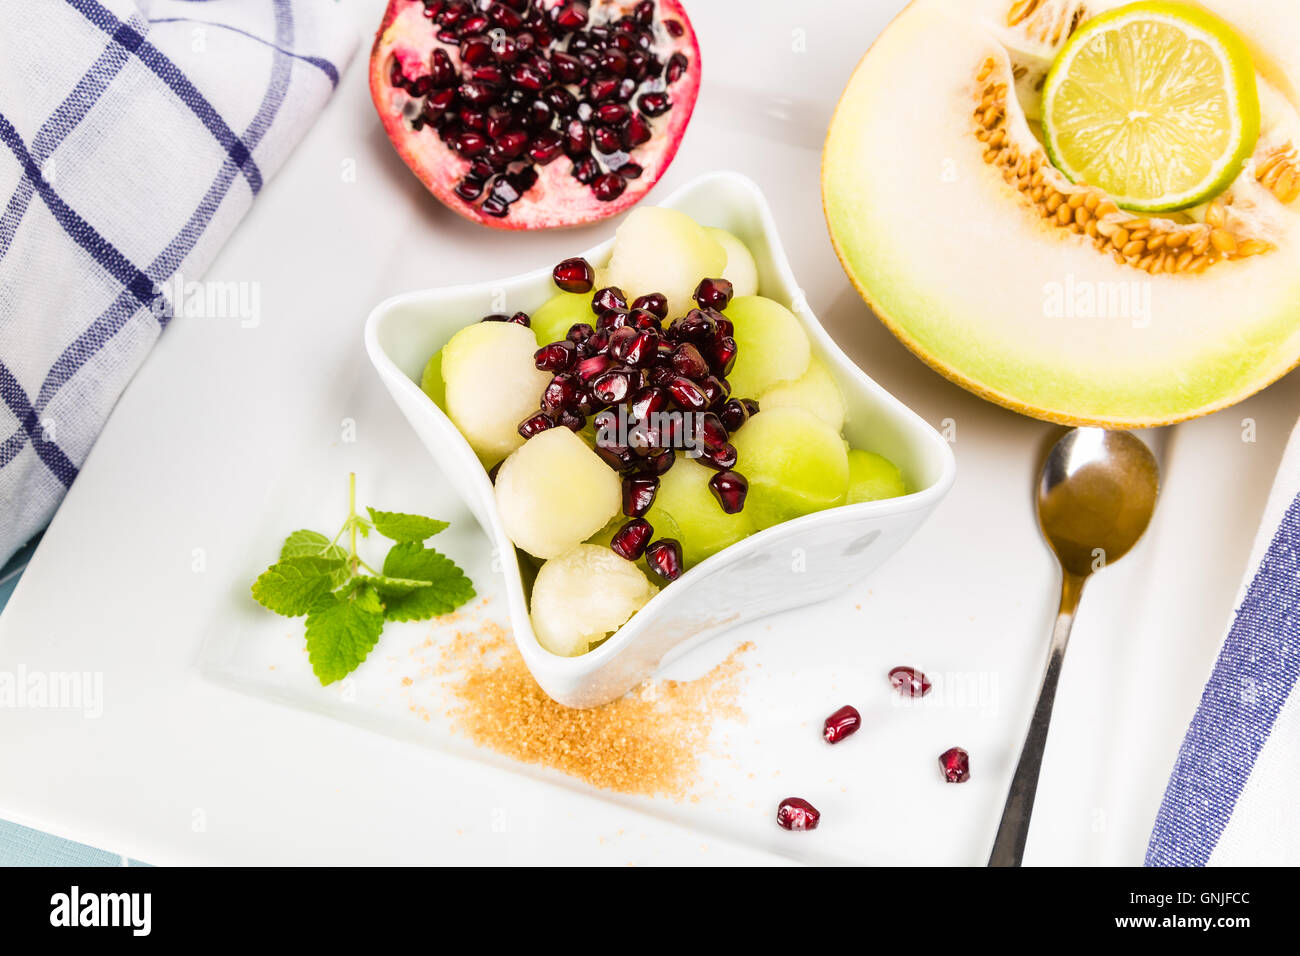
939, 747, 971, 783
631, 292, 667, 318
776, 797, 820, 831
822, 705, 861, 744
693, 277, 733, 310
534, 341, 576, 371
889, 666, 932, 698
552, 257, 594, 293
591, 286, 627, 313
517, 411, 555, 439
622, 476, 659, 517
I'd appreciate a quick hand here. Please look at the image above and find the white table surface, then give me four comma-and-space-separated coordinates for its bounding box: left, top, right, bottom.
1, 0, 1296, 866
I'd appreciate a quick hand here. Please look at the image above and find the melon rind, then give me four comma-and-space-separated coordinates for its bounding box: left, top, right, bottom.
823, 0, 1300, 427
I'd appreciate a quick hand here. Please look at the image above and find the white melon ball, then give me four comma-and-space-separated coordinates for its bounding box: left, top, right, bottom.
530, 544, 659, 657
602, 207, 726, 318
494, 427, 621, 560
705, 227, 760, 298
758, 357, 846, 432
442, 321, 551, 467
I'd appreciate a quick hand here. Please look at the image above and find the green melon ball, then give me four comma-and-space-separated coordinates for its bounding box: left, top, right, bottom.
731, 407, 849, 530
419, 348, 446, 408
602, 207, 726, 319
705, 227, 760, 297
442, 321, 552, 467
530, 290, 593, 346
846, 449, 907, 503
646, 455, 755, 568
758, 356, 846, 432
723, 296, 812, 400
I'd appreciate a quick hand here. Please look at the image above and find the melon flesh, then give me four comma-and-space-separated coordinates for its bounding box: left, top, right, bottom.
824, 0, 1300, 426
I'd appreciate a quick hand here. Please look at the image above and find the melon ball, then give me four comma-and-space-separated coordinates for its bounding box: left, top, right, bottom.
758, 356, 846, 432
705, 227, 760, 297
646, 455, 755, 568
731, 407, 849, 530
419, 348, 446, 408
530, 290, 592, 346
530, 544, 659, 657
722, 296, 811, 400
442, 321, 551, 467
847, 449, 907, 503
494, 427, 622, 559
602, 207, 726, 319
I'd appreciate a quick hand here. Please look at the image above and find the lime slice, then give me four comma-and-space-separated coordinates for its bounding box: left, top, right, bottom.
1042, 1, 1260, 212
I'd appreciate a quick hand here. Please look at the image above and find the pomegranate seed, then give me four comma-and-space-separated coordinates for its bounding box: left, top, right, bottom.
591, 287, 627, 313
741, 398, 760, 417
628, 308, 660, 329
595, 103, 631, 124
528, 130, 564, 164
939, 747, 971, 783
595, 442, 634, 472
534, 341, 575, 371
637, 91, 671, 117
508, 311, 530, 326
542, 373, 580, 412
552, 2, 588, 30
666, 51, 688, 82
593, 125, 623, 154
609, 327, 658, 367
480, 313, 509, 322
429, 48, 456, 86
575, 354, 612, 382
699, 442, 738, 471
553, 257, 595, 293
622, 114, 652, 147
460, 39, 492, 67
645, 538, 684, 581
711, 336, 738, 375
551, 52, 583, 83
671, 309, 717, 343
694, 277, 734, 310
622, 476, 659, 517
454, 131, 489, 156
776, 797, 820, 832
488, 2, 523, 30
634, 0, 655, 26
641, 449, 675, 476
611, 518, 654, 560
670, 343, 710, 380
591, 368, 634, 405
708, 470, 747, 514
597, 309, 630, 332
619, 160, 644, 179
694, 411, 728, 451
494, 130, 530, 159
629, 386, 669, 421
822, 705, 861, 744
632, 293, 667, 318
518, 411, 555, 439
700, 374, 729, 407
668, 376, 708, 411
461, 14, 490, 35
571, 154, 600, 184
592, 172, 627, 201
889, 666, 932, 698
717, 398, 751, 432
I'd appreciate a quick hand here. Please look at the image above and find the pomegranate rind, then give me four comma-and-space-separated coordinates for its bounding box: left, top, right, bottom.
823, 0, 1300, 428
369, 0, 702, 231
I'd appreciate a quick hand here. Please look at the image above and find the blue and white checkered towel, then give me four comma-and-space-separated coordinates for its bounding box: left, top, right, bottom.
1148, 421, 1300, 866
0, 0, 356, 565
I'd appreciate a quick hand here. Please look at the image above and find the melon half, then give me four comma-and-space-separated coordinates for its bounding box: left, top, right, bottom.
823, 0, 1300, 426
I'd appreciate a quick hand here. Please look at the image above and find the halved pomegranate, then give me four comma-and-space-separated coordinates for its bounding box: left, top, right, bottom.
370, 0, 702, 230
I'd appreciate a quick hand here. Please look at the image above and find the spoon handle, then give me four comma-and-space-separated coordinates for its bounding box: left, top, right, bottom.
988, 571, 1087, 867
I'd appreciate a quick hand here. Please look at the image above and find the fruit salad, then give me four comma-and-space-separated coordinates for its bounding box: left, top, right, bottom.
421, 207, 908, 656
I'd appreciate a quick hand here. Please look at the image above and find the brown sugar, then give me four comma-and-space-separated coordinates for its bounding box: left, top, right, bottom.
433, 618, 751, 798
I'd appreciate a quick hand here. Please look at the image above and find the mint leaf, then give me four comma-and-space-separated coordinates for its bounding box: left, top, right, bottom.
280, 529, 346, 562
304, 584, 385, 685
366, 508, 449, 543
380, 542, 476, 622
251, 556, 344, 617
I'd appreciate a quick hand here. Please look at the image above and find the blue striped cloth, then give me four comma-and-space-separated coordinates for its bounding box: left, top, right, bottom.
1148, 423, 1300, 866
0, 0, 356, 566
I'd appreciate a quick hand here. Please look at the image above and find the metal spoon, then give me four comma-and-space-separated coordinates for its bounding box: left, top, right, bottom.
987, 428, 1160, 867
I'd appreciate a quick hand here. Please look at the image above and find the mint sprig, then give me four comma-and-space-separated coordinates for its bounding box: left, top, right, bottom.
249, 474, 475, 685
